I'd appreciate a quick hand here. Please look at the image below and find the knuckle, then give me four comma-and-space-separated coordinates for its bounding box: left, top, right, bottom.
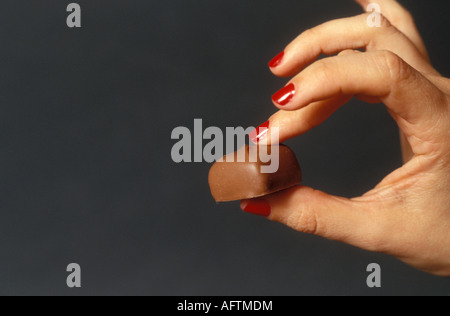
378, 13, 393, 28
285, 203, 319, 236
300, 27, 317, 42
362, 12, 392, 28
376, 50, 411, 83
311, 59, 334, 85
299, 27, 313, 39
361, 12, 399, 49
380, 50, 401, 70
280, 188, 324, 236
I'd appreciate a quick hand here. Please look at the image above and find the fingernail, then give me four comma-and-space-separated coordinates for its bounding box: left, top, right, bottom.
272, 83, 296, 106
268, 51, 285, 68
249, 121, 270, 144
240, 200, 271, 217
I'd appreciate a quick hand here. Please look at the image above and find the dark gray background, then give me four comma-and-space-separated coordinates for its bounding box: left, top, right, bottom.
0, 0, 449, 295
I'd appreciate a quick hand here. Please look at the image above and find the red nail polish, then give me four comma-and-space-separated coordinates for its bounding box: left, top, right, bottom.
272, 83, 295, 106
268, 51, 285, 68
240, 200, 271, 217
249, 121, 270, 144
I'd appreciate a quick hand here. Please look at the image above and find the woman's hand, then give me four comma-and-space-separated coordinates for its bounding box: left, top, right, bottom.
241, 0, 450, 276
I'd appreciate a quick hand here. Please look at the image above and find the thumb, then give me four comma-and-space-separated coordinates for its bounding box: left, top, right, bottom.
241, 186, 385, 252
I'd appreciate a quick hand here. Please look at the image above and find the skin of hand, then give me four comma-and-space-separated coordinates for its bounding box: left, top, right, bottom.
241, 0, 450, 276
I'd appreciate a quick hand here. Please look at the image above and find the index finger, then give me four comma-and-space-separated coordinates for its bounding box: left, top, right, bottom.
259, 51, 447, 152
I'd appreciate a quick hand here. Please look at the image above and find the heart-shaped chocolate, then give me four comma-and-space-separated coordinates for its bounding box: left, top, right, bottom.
208, 145, 302, 202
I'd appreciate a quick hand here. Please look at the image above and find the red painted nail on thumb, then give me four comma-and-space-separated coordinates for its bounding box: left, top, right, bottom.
240, 200, 271, 217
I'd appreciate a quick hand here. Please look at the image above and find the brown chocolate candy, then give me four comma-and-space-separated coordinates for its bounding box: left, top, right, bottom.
208, 145, 302, 202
